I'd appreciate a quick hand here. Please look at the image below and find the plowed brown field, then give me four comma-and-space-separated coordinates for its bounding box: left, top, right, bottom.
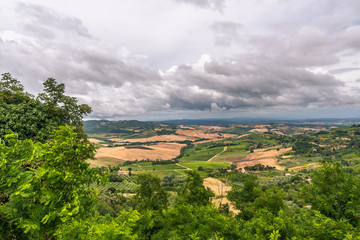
235, 147, 292, 170
95, 142, 186, 161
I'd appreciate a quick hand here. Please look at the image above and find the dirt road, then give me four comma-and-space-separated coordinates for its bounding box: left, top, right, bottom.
207, 146, 227, 162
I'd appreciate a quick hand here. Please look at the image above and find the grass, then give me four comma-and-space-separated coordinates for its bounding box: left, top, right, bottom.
124, 162, 186, 171
342, 153, 360, 162
280, 161, 298, 168
132, 170, 184, 178
278, 155, 323, 169
288, 162, 321, 172
180, 161, 229, 170
179, 146, 224, 162
213, 151, 248, 162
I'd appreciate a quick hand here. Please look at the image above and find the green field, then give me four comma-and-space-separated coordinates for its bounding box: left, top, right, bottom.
132, 170, 185, 178
179, 146, 224, 162
96, 179, 139, 193
212, 142, 250, 162
124, 162, 186, 171
179, 161, 229, 170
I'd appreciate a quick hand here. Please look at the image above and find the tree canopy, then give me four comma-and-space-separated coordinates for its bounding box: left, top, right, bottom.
0, 73, 91, 142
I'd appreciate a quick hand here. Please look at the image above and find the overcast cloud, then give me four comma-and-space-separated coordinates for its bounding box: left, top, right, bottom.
0, 0, 360, 120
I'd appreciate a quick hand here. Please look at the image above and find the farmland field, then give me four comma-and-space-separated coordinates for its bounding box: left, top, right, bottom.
86, 120, 347, 179
88, 156, 125, 168
180, 161, 229, 170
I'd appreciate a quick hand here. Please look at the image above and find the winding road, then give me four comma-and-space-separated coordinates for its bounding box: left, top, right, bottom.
207, 146, 227, 162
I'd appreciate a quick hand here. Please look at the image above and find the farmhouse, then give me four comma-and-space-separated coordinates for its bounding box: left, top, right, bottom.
117, 170, 127, 175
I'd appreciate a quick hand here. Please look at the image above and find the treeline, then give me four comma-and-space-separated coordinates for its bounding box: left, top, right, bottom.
152, 159, 179, 165
244, 164, 276, 171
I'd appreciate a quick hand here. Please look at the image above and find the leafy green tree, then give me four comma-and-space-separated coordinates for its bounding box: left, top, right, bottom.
0, 72, 30, 104
135, 173, 168, 212
133, 174, 168, 239
303, 162, 360, 226
228, 174, 261, 212
154, 204, 240, 239
176, 170, 214, 206
0, 73, 91, 142
38, 78, 92, 138
55, 211, 139, 240
0, 125, 102, 239
253, 186, 286, 215
292, 209, 355, 240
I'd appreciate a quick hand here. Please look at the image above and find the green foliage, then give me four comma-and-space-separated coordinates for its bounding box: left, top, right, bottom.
0, 125, 102, 239
253, 186, 286, 215
161, 174, 185, 191
0, 73, 29, 104
0, 73, 91, 142
303, 162, 360, 226
177, 171, 214, 206
38, 78, 92, 138
228, 174, 261, 211
154, 204, 240, 239
292, 135, 316, 154
55, 211, 140, 240
135, 173, 168, 211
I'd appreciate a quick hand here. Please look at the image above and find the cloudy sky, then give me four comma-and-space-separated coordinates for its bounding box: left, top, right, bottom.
1, 0, 360, 120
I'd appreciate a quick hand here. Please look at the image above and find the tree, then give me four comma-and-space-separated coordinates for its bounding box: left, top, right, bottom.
135, 174, 168, 212
155, 204, 240, 239
0, 72, 30, 104
38, 78, 92, 138
0, 74, 92, 142
303, 162, 360, 226
228, 174, 261, 210
176, 170, 214, 206
0, 125, 102, 239
133, 174, 168, 239
253, 186, 286, 215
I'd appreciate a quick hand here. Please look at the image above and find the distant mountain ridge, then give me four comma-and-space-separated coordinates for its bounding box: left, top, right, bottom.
160, 117, 360, 126
83, 120, 175, 135
84, 118, 360, 134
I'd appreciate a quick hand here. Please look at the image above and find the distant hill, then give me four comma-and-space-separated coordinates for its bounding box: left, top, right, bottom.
161, 117, 360, 126
83, 120, 175, 135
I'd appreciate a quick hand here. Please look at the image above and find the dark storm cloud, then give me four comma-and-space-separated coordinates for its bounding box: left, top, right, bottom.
211, 21, 242, 47
16, 2, 92, 39
164, 55, 346, 111
174, 0, 225, 12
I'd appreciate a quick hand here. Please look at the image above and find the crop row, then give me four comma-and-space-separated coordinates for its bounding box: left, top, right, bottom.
97, 181, 139, 193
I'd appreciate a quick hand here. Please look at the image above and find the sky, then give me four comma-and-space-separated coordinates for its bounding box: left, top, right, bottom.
1, 0, 360, 120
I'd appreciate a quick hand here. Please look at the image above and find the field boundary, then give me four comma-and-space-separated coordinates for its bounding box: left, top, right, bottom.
207, 146, 227, 162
